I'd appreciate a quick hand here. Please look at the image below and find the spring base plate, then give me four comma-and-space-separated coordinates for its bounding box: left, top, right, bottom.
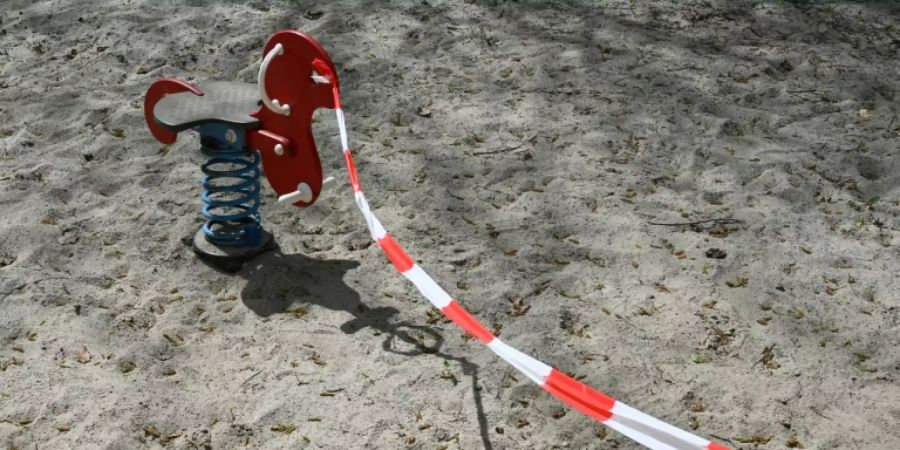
192, 227, 275, 273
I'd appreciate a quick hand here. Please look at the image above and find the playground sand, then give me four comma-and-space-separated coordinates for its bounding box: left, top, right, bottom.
1, 1, 899, 449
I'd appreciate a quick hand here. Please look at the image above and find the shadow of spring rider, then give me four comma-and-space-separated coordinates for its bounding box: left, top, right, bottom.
143, 31, 338, 271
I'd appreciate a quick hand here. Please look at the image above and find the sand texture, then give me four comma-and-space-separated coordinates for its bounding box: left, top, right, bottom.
1, 1, 899, 449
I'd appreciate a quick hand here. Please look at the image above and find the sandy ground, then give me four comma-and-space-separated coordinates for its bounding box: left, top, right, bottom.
2, 1, 899, 449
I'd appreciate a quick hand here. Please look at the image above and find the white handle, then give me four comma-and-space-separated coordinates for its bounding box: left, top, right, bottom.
258, 43, 291, 116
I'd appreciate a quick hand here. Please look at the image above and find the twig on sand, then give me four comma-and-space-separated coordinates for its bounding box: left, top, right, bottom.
0, 277, 68, 303
810, 405, 833, 420
0, 283, 28, 302
648, 218, 743, 227
472, 145, 523, 156
242, 370, 263, 386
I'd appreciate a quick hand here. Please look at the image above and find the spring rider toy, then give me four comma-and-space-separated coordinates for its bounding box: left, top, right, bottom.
143, 29, 732, 450
143, 31, 338, 272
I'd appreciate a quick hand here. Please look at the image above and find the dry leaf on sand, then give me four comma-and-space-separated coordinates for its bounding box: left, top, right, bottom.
76, 346, 91, 363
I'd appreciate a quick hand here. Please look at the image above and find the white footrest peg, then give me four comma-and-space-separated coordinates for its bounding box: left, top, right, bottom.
277, 177, 334, 206
278, 182, 313, 205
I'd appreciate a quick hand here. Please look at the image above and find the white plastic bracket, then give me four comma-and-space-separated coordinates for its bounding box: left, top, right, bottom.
311, 71, 331, 84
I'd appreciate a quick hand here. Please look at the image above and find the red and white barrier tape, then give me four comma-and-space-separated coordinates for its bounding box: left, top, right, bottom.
315, 69, 729, 450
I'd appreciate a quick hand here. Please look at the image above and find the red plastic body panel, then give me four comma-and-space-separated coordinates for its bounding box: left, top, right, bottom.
252, 30, 340, 207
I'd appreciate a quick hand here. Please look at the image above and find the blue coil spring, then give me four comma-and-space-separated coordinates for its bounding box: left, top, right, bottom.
200, 148, 262, 247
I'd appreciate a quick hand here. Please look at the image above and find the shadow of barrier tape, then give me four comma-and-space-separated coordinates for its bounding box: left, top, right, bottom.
309, 62, 732, 450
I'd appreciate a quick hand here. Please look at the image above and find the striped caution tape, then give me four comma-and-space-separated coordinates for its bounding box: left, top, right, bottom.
312, 66, 730, 450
